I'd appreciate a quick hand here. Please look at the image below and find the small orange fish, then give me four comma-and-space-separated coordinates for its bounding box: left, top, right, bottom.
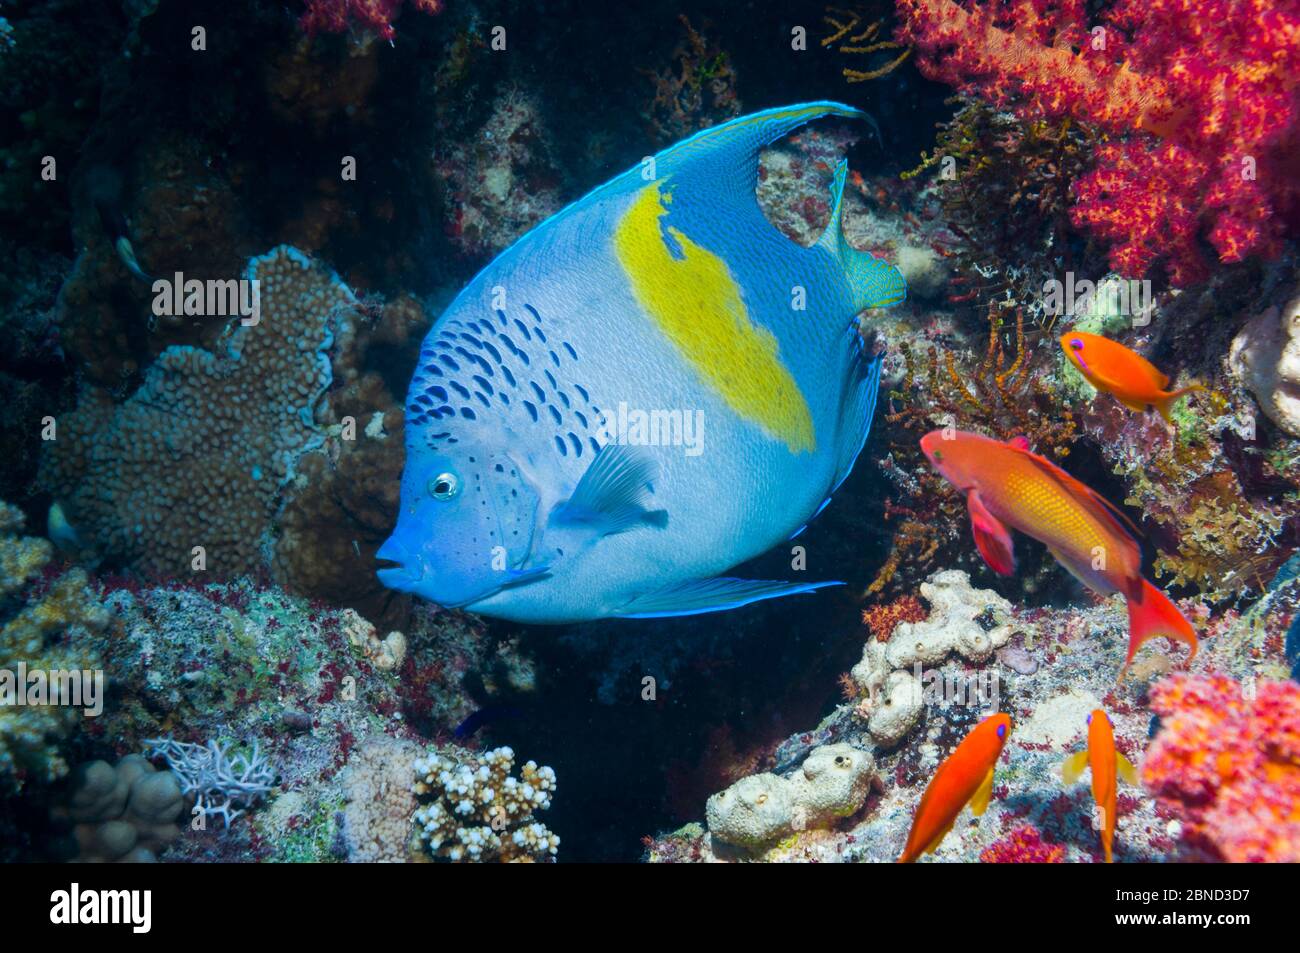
898, 713, 1012, 863
1060, 331, 1203, 422
920, 429, 1198, 678
1062, 709, 1138, 863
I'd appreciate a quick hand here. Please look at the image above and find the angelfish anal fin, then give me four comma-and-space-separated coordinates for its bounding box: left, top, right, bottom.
970, 767, 996, 817
616, 577, 843, 619
549, 443, 666, 537
1061, 750, 1090, 786
967, 490, 1016, 576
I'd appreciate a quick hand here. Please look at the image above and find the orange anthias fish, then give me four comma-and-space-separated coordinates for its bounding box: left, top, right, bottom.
1062, 709, 1138, 863
920, 429, 1198, 678
1060, 331, 1203, 422
898, 713, 1012, 863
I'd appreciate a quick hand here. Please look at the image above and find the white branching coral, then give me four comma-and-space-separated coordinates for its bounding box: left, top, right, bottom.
144, 737, 275, 828
411, 745, 559, 862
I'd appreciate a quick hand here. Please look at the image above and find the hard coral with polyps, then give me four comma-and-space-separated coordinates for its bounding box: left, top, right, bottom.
1144, 673, 1300, 862
50, 754, 183, 863
894, 0, 1300, 285
705, 743, 874, 851
40, 247, 358, 578
1229, 283, 1300, 437
412, 745, 559, 862
0, 502, 108, 791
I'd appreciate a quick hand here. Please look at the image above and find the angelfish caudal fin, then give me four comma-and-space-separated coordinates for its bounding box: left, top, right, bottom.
816, 159, 907, 312
1121, 579, 1198, 679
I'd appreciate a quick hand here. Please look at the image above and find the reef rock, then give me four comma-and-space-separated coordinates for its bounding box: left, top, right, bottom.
705, 743, 874, 850
1229, 288, 1300, 436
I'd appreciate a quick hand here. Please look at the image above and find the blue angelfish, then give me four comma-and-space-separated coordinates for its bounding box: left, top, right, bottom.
377, 102, 907, 622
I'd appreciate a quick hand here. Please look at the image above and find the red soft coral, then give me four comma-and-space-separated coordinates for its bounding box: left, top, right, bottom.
299, 0, 443, 41
895, 0, 1300, 285
1143, 673, 1300, 862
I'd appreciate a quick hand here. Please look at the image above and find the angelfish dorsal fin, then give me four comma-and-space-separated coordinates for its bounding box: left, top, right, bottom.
550, 443, 664, 537
816, 160, 851, 255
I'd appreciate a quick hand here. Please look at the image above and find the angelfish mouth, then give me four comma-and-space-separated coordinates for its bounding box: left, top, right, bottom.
375, 536, 419, 587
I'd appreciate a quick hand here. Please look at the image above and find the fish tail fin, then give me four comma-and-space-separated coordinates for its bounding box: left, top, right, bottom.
1155, 384, 1204, 423
1121, 579, 1198, 679
815, 158, 907, 312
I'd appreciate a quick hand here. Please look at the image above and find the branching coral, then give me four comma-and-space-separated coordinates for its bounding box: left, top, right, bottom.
895, 0, 1300, 285
145, 737, 276, 829
903, 97, 1096, 314
821, 7, 912, 83
0, 502, 108, 791
1144, 673, 1300, 862
40, 247, 359, 578
412, 745, 559, 862
641, 16, 741, 146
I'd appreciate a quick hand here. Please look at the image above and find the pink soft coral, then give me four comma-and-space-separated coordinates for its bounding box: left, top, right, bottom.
895, 0, 1300, 285
1143, 673, 1300, 862
299, 0, 443, 41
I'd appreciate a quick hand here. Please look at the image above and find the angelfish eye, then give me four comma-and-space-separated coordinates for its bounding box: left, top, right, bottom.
996, 723, 1007, 739
1070, 338, 1084, 351
429, 472, 460, 501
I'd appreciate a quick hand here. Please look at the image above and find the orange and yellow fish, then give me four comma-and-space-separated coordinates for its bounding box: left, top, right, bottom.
1060, 331, 1203, 423
898, 713, 1012, 863
920, 429, 1198, 678
1062, 709, 1138, 863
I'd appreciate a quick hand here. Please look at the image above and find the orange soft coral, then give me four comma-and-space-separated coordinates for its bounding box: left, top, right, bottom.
1143, 673, 1300, 862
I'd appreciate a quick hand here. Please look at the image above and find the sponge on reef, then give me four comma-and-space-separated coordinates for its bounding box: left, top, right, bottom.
705, 743, 874, 850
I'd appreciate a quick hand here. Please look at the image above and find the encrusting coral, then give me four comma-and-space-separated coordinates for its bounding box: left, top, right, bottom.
0, 501, 108, 791
341, 735, 424, 863
411, 745, 559, 862
705, 743, 875, 851
40, 246, 359, 578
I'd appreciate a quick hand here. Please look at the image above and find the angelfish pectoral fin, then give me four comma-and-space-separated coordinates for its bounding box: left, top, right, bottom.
550, 443, 666, 537
615, 577, 844, 619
